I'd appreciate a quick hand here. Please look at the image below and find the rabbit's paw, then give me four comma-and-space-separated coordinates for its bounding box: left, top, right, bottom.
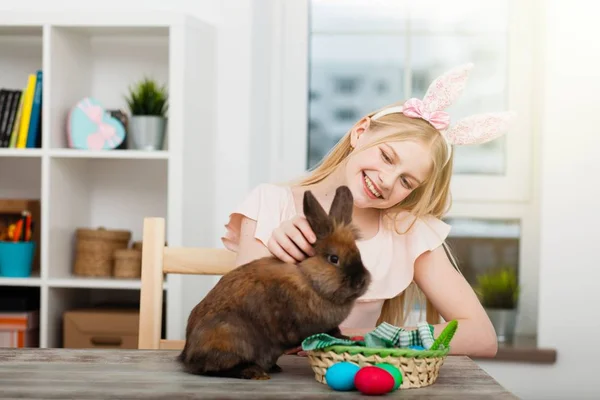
239, 364, 271, 380
269, 364, 283, 373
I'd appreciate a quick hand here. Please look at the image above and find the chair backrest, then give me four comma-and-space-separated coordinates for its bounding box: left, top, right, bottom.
138, 217, 237, 350
137, 217, 442, 350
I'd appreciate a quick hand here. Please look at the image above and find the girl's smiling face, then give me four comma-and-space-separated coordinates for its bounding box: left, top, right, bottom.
345, 118, 434, 209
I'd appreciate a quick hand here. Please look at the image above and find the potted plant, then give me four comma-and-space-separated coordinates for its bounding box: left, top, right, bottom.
124, 77, 168, 150
474, 266, 520, 343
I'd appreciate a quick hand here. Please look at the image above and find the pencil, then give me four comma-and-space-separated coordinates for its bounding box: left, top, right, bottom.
22, 211, 31, 241
27, 213, 32, 241
13, 220, 22, 243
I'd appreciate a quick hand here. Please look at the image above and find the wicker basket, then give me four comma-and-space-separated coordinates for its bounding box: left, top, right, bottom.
307, 345, 448, 389
306, 321, 457, 390
73, 227, 131, 277
113, 248, 142, 278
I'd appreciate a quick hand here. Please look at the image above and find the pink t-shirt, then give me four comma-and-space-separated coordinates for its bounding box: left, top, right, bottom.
221, 183, 451, 330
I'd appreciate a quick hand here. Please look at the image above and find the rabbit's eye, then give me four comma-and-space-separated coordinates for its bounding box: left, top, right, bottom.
328, 254, 339, 265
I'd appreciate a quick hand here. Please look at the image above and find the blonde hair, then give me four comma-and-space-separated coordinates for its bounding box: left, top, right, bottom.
298, 101, 457, 326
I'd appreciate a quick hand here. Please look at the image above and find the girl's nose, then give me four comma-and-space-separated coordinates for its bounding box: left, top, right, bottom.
378, 172, 396, 191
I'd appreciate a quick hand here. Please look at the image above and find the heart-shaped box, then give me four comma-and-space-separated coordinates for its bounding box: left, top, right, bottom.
67, 97, 125, 150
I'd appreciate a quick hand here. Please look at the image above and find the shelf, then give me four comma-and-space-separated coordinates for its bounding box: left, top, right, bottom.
0, 25, 42, 152
0, 157, 41, 199
0, 149, 170, 159
0, 149, 43, 158
0, 157, 42, 278
0, 26, 42, 92
0, 273, 42, 287
47, 276, 168, 290
0, 11, 191, 29
0, 26, 43, 35
0, 12, 218, 349
47, 25, 169, 150
46, 286, 145, 348
48, 157, 167, 279
48, 149, 169, 160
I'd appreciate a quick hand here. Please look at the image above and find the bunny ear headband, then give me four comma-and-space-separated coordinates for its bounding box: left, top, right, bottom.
371, 63, 516, 165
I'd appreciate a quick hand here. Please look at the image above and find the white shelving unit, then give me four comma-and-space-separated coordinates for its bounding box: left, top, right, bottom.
0, 12, 217, 348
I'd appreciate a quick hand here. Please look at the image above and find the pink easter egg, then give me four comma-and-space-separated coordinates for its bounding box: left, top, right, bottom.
354, 366, 395, 395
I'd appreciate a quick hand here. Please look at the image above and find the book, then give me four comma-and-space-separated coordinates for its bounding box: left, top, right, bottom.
26, 70, 42, 148
16, 74, 37, 149
0, 70, 44, 148
0, 90, 8, 147
4, 90, 22, 147
8, 92, 25, 148
0, 90, 22, 148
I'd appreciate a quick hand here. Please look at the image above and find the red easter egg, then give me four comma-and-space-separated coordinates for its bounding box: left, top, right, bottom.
354, 366, 395, 395
350, 335, 365, 341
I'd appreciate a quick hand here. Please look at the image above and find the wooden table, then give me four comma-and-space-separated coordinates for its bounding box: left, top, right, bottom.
0, 348, 517, 399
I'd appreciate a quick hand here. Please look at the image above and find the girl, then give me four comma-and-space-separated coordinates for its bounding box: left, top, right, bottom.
222, 63, 514, 358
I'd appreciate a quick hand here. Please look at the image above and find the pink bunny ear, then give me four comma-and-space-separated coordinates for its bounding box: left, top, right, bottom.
443, 111, 517, 146
422, 63, 474, 113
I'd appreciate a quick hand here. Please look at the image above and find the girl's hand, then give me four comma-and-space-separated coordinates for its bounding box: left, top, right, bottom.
267, 215, 316, 263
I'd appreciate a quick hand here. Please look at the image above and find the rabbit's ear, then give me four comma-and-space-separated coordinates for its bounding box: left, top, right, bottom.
329, 186, 353, 226
303, 190, 332, 239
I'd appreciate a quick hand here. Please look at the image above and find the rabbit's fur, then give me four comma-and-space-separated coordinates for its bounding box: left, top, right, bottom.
178, 186, 371, 380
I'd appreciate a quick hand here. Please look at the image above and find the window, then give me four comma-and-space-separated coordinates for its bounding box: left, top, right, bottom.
308, 0, 510, 173
334, 77, 360, 94
444, 217, 520, 287
334, 108, 358, 121
273, 0, 537, 333
302, 0, 533, 203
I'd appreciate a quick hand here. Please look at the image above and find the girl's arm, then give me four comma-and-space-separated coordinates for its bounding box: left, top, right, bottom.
413, 245, 498, 357
235, 216, 273, 267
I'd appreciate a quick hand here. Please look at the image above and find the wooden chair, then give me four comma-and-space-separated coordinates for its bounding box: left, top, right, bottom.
137, 217, 442, 350
137, 217, 237, 350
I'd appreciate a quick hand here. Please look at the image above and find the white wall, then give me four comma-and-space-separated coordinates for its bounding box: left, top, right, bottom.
474, 1, 600, 398
536, 0, 600, 397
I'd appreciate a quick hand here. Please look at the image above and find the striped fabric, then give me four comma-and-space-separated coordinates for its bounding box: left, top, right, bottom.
302, 321, 435, 352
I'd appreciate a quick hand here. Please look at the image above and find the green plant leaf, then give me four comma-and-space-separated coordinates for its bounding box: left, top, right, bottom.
124, 76, 169, 117
474, 266, 520, 309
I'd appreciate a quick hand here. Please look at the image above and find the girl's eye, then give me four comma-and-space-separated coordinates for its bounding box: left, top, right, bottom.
380, 150, 392, 164
401, 177, 412, 190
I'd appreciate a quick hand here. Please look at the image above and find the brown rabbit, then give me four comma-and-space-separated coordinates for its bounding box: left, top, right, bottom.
178, 185, 371, 380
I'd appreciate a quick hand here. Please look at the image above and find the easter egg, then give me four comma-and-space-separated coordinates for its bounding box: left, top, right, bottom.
354, 366, 395, 395
374, 363, 403, 390
325, 362, 360, 391
409, 345, 425, 350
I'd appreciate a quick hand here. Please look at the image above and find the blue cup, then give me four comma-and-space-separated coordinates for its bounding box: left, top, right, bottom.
0, 241, 36, 278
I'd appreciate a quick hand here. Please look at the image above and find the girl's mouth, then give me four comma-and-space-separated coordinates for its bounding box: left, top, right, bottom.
362, 172, 383, 199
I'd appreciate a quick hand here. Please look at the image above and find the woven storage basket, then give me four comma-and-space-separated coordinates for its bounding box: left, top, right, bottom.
306, 321, 457, 390
73, 227, 131, 277
113, 248, 142, 278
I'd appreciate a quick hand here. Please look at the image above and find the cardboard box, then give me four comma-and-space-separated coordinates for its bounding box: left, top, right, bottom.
63, 309, 139, 349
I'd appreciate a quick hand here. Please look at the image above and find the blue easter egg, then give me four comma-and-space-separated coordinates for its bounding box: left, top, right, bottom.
409, 345, 425, 350
325, 362, 360, 391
